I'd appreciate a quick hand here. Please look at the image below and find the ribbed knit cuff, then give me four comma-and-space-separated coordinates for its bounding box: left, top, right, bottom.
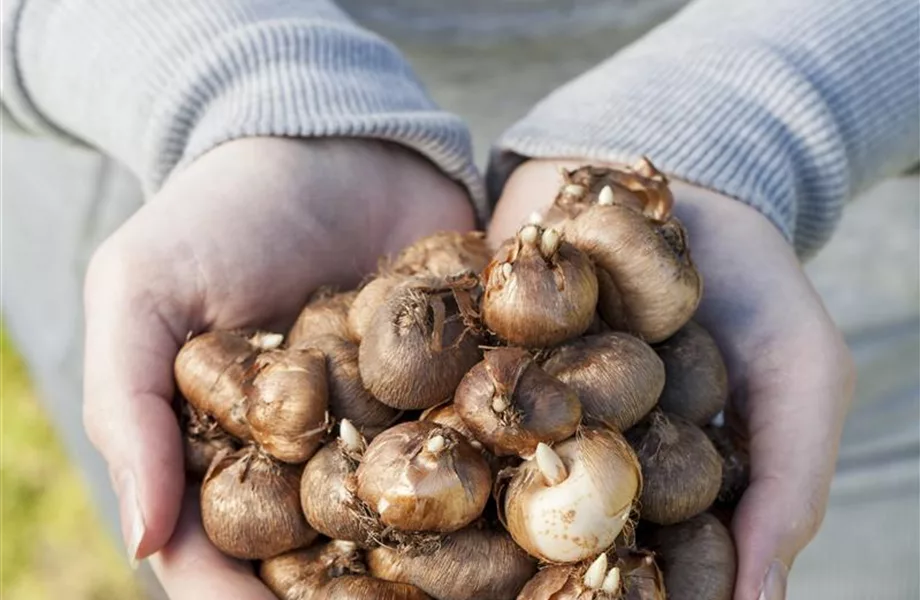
7, 0, 485, 214
488, 0, 920, 259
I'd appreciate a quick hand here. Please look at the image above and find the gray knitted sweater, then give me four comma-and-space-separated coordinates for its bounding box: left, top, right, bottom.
3, 0, 918, 258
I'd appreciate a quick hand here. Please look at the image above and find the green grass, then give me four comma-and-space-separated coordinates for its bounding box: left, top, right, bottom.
1, 325, 144, 599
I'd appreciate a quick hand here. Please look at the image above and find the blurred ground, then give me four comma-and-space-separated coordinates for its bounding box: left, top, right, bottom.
0, 326, 143, 600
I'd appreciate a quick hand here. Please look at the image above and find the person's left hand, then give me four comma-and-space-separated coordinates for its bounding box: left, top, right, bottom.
488, 158, 855, 600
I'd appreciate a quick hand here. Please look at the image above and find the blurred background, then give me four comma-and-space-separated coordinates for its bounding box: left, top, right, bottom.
2, 3, 918, 597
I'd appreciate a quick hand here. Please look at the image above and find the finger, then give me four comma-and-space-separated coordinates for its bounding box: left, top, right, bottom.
83, 245, 191, 561
728, 328, 854, 600
149, 488, 278, 600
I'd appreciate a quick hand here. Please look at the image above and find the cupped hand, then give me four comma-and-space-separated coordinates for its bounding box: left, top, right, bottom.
82, 137, 475, 598
489, 159, 855, 600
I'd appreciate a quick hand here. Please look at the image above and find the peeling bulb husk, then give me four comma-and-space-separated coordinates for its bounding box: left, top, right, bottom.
583, 554, 608, 589
535, 443, 567, 486
601, 567, 620, 594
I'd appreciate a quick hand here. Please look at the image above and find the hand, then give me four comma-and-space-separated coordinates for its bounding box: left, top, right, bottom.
82, 137, 475, 598
489, 159, 855, 600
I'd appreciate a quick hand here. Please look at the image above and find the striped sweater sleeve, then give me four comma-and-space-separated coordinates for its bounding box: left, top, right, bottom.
488, 0, 920, 259
1, 0, 485, 211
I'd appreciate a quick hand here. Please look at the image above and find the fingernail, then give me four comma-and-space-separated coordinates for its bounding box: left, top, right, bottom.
114, 470, 146, 569
758, 560, 788, 600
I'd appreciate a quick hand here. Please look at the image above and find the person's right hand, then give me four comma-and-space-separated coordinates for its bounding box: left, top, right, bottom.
81, 137, 475, 598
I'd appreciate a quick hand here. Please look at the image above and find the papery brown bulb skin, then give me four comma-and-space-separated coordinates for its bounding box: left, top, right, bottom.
174, 330, 259, 440
516, 566, 587, 600
368, 526, 536, 600
505, 429, 642, 563
259, 541, 366, 600
246, 348, 329, 463
288, 289, 358, 346
542, 332, 664, 432
180, 401, 238, 478
318, 576, 433, 600
349, 275, 405, 342
388, 230, 493, 279
300, 443, 366, 543
640, 513, 736, 600
562, 204, 700, 344
626, 412, 721, 525
201, 449, 317, 560
294, 334, 399, 439
482, 226, 599, 348
454, 348, 582, 457
654, 321, 728, 426
358, 278, 482, 410
355, 421, 491, 533
616, 549, 666, 600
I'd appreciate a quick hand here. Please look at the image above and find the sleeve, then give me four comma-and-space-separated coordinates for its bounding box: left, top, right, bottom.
487, 0, 920, 259
0, 0, 485, 213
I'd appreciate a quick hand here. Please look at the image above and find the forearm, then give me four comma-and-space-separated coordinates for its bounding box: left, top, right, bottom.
2, 0, 484, 213
488, 0, 920, 258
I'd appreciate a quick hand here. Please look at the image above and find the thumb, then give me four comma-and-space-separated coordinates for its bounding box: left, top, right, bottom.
82, 245, 190, 562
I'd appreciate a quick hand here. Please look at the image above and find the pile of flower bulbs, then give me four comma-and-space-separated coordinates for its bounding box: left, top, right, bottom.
175, 159, 750, 600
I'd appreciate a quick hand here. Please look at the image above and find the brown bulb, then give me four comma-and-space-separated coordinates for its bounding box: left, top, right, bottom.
368, 526, 536, 600
349, 275, 405, 342
640, 513, 736, 600
180, 401, 238, 478
288, 288, 358, 346
482, 225, 598, 348
517, 549, 664, 600
542, 332, 664, 432
615, 548, 667, 600
387, 230, 493, 279
355, 421, 491, 533
503, 431, 642, 563
358, 276, 482, 410
174, 330, 265, 440
454, 348, 582, 457
293, 334, 399, 439
300, 423, 368, 543
654, 321, 728, 426
259, 540, 365, 600
626, 412, 722, 525
201, 448, 317, 560
549, 160, 674, 225
245, 348, 329, 464
559, 162, 700, 343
